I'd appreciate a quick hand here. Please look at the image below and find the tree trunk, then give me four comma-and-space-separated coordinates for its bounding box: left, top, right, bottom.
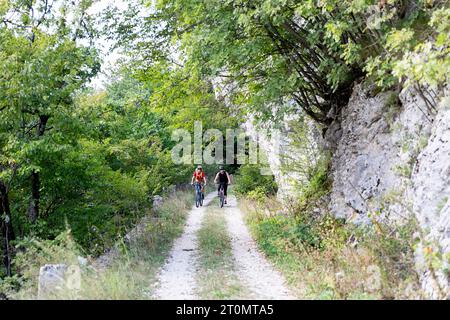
0, 180, 14, 277
28, 115, 49, 223
28, 171, 40, 223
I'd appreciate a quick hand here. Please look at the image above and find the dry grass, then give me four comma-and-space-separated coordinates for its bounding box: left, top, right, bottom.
239, 197, 424, 300
196, 207, 245, 299
1, 190, 194, 300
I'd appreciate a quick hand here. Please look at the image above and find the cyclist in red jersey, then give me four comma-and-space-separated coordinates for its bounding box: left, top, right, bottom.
191, 165, 206, 199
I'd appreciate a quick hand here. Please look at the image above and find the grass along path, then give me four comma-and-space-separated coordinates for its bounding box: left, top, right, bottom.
152, 192, 216, 299
239, 197, 422, 299
151, 191, 294, 300
224, 195, 295, 299
82, 191, 196, 299
5, 190, 194, 300
196, 206, 246, 299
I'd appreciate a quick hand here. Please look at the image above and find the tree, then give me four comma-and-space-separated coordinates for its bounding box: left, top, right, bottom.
0, 0, 99, 274
0, 0, 100, 222
0, 164, 16, 276
107, 0, 367, 124
108, 0, 446, 126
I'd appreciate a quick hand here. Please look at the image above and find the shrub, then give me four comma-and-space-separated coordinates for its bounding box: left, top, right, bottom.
1, 190, 194, 299
241, 196, 423, 299
234, 165, 277, 196
295, 155, 332, 211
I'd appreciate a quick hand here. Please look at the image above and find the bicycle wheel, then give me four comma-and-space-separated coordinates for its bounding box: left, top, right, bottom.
195, 190, 200, 208
219, 191, 224, 208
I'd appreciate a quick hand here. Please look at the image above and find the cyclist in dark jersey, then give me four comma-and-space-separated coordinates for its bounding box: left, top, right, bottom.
214, 165, 231, 204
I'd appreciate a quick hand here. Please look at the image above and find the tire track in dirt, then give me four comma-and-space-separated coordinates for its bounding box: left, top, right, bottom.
152, 192, 215, 300
224, 195, 295, 299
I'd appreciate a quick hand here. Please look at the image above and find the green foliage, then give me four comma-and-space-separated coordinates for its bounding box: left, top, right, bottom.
3, 190, 194, 299
241, 196, 422, 299
234, 165, 278, 197
364, 3, 450, 91
381, 91, 402, 128
292, 153, 332, 211
247, 187, 269, 203
394, 163, 413, 178
392, 7, 450, 88
301, 164, 331, 201
111, 0, 368, 124
253, 209, 348, 255
1, 1, 241, 289
109, 0, 447, 125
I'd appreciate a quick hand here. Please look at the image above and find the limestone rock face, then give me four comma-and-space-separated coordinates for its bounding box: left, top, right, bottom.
242, 114, 321, 202
326, 84, 449, 297
243, 81, 449, 298
324, 83, 449, 298
408, 106, 450, 299
326, 85, 402, 222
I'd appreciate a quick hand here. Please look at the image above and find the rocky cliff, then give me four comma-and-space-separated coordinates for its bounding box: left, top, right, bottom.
246, 82, 449, 299
325, 83, 449, 299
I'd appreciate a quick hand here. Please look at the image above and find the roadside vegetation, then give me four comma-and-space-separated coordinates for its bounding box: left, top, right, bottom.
235, 161, 422, 299
0, 190, 193, 299
1, 0, 448, 299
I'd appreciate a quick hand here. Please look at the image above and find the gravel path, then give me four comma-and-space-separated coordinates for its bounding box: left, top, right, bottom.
152, 192, 215, 300
224, 195, 295, 299
153, 192, 294, 300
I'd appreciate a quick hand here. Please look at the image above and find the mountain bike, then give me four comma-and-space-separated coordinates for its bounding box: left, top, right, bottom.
194, 182, 204, 208
218, 183, 226, 208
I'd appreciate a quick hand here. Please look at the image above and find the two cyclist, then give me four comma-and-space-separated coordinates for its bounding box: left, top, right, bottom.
191, 165, 231, 204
